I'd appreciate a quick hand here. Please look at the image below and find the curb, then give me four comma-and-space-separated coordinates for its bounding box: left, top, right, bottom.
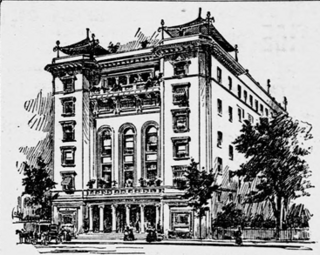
65, 240, 314, 250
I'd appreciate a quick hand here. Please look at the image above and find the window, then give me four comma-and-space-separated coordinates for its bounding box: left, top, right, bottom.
172, 59, 191, 76
217, 192, 221, 202
228, 106, 233, 122
255, 100, 259, 111
229, 145, 234, 160
61, 171, 76, 192
172, 108, 190, 133
60, 97, 76, 117
217, 67, 222, 83
146, 127, 158, 152
237, 85, 242, 99
172, 165, 187, 189
60, 120, 76, 142
248, 113, 254, 124
217, 99, 222, 116
102, 165, 112, 188
61, 77, 76, 93
260, 104, 264, 115
228, 76, 232, 90
101, 130, 112, 156
228, 193, 234, 201
172, 137, 190, 160
60, 146, 76, 167
238, 179, 242, 188
244, 90, 248, 103
265, 108, 269, 117
123, 128, 136, 186
238, 108, 242, 122
249, 95, 253, 107
217, 131, 223, 148
172, 83, 190, 107
217, 157, 223, 172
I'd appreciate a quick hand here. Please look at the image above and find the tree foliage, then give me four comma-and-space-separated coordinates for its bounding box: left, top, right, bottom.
183, 159, 219, 218
22, 157, 57, 219
213, 202, 246, 228
233, 112, 313, 236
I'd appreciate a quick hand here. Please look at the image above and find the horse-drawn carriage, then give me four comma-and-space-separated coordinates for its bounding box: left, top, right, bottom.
16, 222, 69, 245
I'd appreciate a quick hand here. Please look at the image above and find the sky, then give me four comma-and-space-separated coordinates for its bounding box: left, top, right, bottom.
1, 1, 320, 253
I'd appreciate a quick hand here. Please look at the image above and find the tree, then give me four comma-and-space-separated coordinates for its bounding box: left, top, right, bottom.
233, 112, 313, 238
213, 202, 246, 229
183, 159, 219, 238
22, 157, 57, 220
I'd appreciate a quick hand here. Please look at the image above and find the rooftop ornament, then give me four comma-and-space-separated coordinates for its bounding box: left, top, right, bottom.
52, 28, 110, 57
267, 79, 271, 94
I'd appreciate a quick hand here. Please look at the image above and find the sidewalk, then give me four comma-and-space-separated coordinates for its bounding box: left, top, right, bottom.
67, 234, 315, 250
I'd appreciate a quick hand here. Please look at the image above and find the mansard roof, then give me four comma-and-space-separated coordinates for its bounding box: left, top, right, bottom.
162, 11, 235, 52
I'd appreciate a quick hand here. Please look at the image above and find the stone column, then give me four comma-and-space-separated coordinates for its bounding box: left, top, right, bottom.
99, 205, 105, 232
88, 205, 93, 233
111, 204, 117, 232
139, 205, 145, 233
125, 205, 131, 226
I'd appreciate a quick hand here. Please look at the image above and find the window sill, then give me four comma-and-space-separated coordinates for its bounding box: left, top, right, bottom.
62, 164, 76, 167
61, 113, 75, 117
173, 156, 190, 161
62, 140, 76, 143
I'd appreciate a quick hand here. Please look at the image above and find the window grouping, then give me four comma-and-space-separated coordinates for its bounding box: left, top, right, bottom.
144, 126, 158, 180
123, 128, 135, 187
100, 129, 113, 188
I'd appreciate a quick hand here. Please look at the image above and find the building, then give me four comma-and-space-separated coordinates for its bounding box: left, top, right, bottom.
44, 9, 286, 236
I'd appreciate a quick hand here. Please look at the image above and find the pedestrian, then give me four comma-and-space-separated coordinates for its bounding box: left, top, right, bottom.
234, 226, 243, 245
135, 220, 140, 233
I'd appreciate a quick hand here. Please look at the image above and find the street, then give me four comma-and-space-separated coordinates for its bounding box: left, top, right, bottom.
13, 241, 316, 255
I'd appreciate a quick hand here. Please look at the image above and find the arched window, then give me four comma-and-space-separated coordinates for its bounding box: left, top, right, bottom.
145, 126, 158, 180
122, 127, 136, 187
141, 122, 160, 184
98, 127, 113, 188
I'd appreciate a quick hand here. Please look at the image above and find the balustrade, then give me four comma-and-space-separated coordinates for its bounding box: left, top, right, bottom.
86, 186, 164, 196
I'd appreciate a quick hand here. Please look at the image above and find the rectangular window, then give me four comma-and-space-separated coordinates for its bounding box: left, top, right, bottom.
249, 95, 253, 107
229, 145, 234, 160
265, 108, 269, 117
237, 85, 242, 99
217, 99, 222, 115
60, 97, 76, 117
173, 61, 189, 76
228, 76, 232, 90
172, 137, 190, 160
228, 106, 233, 122
217, 67, 222, 83
172, 165, 188, 189
62, 77, 75, 93
217, 131, 223, 148
255, 100, 259, 111
238, 108, 242, 122
172, 108, 190, 133
172, 83, 190, 107
217, 192, 221, 202
60, 146, 76, 167
260, 104, 264, 115
248, 113, 254, 124
244, 90, 248, 103
61, 173, 76, 191
62, 125, 75, 142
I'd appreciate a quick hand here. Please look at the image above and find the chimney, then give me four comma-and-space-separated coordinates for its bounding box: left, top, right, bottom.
86, 28, 90, 39
198, 7, 202, 18
283, 96, 288, 111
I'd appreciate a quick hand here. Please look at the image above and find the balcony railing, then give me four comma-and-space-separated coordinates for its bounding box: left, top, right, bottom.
86, 186, 165, 196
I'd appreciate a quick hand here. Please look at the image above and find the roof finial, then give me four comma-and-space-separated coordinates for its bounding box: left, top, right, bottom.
235, 44, 239, 62
267, 79, 271, 94
198, 7, 202, 18
54, 40, 60, 58
283, 96, 288, 111
91, 33, 95, 41
207, 11, 211, 19
160, 19, 165, 43
86, 28, 90, 39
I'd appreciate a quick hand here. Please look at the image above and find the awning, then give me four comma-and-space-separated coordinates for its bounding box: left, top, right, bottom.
61, 177, 71, 186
